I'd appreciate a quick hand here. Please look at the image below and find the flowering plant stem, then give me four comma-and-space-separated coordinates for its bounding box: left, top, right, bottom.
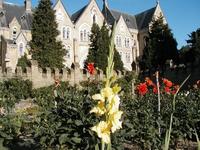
156, 71, 161, 137
163, 75, 190, 150
195, 130, 200, 150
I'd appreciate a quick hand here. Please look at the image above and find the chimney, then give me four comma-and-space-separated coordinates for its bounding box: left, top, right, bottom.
25, 0, 31, 13
0, 0, 3, 9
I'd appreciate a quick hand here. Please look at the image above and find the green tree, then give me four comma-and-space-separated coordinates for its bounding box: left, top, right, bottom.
86, 23, 123, 72
141, 15, 178, 71
30, 0, 65, 68
87, 23, 100, 63
187, 28, 200, 64
17, 54, 31, 71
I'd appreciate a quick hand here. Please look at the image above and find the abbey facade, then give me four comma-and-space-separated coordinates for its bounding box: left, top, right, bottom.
0, 0, 165, 72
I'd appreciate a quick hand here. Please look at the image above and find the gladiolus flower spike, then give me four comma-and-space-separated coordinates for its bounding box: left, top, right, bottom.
90, 23, 123, 146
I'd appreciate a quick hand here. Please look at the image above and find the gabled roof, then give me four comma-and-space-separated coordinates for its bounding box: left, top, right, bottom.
0, 2, 33, 30
71, 5, 87, 23
135, 7, 156, 30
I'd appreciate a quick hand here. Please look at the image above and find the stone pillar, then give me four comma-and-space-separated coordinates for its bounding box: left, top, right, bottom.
71, 63, 82, 85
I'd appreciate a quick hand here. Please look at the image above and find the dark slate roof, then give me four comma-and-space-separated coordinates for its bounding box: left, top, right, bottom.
102, 6, 138, 29
0, 2, 33, 30
71, 5, 87, 23
103, 5, 156, 31
110, 9, 138, 29
135, 7, 156, 30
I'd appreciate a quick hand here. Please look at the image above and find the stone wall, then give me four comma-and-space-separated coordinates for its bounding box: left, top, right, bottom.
0, 60, 124, 89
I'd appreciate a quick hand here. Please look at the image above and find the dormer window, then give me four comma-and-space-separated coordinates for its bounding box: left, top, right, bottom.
12, 27, 17, 40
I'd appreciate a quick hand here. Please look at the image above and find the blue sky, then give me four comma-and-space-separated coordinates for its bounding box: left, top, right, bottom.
5, 0, 200, 49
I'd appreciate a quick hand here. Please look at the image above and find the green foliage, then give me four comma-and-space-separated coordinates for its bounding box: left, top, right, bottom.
186, 28, 200, 65
30, 0, 65, 68
32, 83, 101, 149
0, 77, 199, 149
87, 23, 101, 63
86, 23, 123, 72
17, 54, 31, 71
141, 15, 178, 71
0, 79, 32, 111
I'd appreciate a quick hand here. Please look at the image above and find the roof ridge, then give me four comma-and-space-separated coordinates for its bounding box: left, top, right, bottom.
135, 6, 156, 17
110, 9, 136, 17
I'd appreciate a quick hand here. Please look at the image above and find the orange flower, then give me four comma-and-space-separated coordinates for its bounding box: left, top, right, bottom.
164, 86, 171, 94
163, 78, 173, 87
87, 63, 95, 75
137, 83, 148, 96
145, 77, 154, 86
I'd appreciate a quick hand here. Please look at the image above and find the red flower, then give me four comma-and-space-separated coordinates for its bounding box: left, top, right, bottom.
145, 77, 154, 86
87, 63, 95, 75
163, 78, 173, 87
137, 83, 148, 96
153, 85, 158, 94
164, 86, 171, 94
171, 85, 179, 94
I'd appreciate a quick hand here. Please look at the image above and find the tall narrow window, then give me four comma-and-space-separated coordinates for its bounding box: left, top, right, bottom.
93, 15, 96, 24
66, 28, 70, 39
66, 46, 70, 58
19, 43, 24, 56
119, 37, 122, 47
80, 31, 83, 41
63, 27, 66, 39
84, 30, 87, 41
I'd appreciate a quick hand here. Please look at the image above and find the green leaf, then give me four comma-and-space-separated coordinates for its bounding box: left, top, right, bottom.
95, 144, 99, 150
71, 137, 81, 144
59, 134, 69, 145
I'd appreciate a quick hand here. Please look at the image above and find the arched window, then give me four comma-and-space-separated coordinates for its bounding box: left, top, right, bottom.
12, 27, 17, 40
19, 43, 24, 56
80, 28, 90, 42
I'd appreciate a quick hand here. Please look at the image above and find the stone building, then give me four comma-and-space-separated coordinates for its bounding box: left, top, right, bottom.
0, 0, 165, 72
